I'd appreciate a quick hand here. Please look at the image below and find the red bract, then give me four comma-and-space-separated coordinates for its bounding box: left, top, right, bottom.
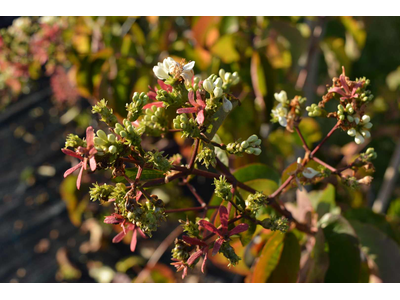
171, 259, 188, 279
198, 206, 249, 256
144, 79, 173, 109
182, 236, 209, 273
328, 66, 364, 101
104, 213, 146, 252
176, 90, 206, 125
62, 126, 97, 190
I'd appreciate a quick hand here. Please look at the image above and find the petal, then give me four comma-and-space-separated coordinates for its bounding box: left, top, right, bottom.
86, 126, 95, 148
201, 251, 208, 273
153, 66, 168, 80
340, 74, 350, 94
158, 79, 173, 92
183, 61, 195, 71
188, 90, 197, 107
137, 228, 147, 239
198, 220, 221, 236
187, 249, 203, 266
61, 148, 83, 160
89, 156, 97, 172
196, 90, 205, 105
218, 206, 229, 231
177, 107, 197, 114
278, 116, 287, 127
328, 87, 347, 97
104, 215, 121, 224
147, 91, 157, 101
182, 236, 207, 247
130, 228, 138, 252
212, 238, 223, 256
63, 162, 83, 178
228, 223, 249, 236
112, 231, 126, 243
143, 101, 164, 110
76, 164, 84, 190
196, 109, 205, 125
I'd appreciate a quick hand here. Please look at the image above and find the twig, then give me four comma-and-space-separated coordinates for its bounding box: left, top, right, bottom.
165, 205, 219, 214
310, 122, 340, 157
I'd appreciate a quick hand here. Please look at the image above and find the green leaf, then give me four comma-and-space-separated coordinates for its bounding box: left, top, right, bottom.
210, 34, 240, 63
349, 220, 400, 282
319, 213, 361, 283
233, 163, 280, 184
249, 231, 285, 282
308, 184, 337, 219
304, 228, 330, 283
267, 232, 301, 283
344, 208, 400, 244
238, 178, 278, 200
113, 168, 165, 183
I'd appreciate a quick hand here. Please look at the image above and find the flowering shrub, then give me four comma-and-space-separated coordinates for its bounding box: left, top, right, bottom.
62, 56, 378, 280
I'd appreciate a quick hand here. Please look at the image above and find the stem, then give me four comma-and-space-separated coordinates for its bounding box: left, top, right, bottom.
310, 121, 340, 157
185, 182, 206, 207
312, 156, 337, 173
295, 125, 310, 152
165, 205, 219, 214
188, 138, 199, 172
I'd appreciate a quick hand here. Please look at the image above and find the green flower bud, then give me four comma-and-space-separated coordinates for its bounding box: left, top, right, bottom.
203, 79, 213, 94
108, 145, 117, 154
247, 134, 258, 143
213, 87, 223, 98
107, 134, 116, 143
97, 130, 107, 141
94, 137, 107, 146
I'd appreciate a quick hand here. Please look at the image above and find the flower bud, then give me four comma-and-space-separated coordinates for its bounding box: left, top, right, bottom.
213, 87, 223, 98
355, 132, 365, 144
362, 115, 370, 123
222, 97, 232, 112
219, 69, 226, 79
360, 129, 371, 138
247, 134, 258, 143
245, 148, 254, 154
354, 117, 360, 125
224, 72, 232, 82
363, 122, 373, 129
97, 130, 107, 141
132, 92, 139, 101
203, 79, 213, 94
347, 128, 356, 137
214, 78, 223, 88
347, 115, 354, 122
94, 137, 107, 146
108, 145, 117, 154
193, 76, 200, 84
253, 148, 262, 156
107, 134, 116, 143
241, 141, 249, 149
120, 131, 127, 138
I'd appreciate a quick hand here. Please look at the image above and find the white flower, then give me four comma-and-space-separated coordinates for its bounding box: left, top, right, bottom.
222, 97, 233, 112
302, 167, 320, 179
274, 90, 287, 104
152, 57, 195, 85
271, 103, 288, 127
39, 16, 57, 24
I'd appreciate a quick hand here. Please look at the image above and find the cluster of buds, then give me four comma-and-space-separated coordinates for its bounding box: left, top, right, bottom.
196, 144, 216, 169
145, 150, 171, 172
346, 114, 373, 144
213, 176, 232, 201
245, 191, 269, 215
139, 105, 168, 137
173, 114, 201, 138
114, 119, 142, 148
89, 183, 115, 203
306, 103, 324, 117
226, 134, 262, 156
92, 99, 118, 127
261, 216, 289, 233
126, 92, 149, 122
358, 147, 378, 162
94, 129, 122, 156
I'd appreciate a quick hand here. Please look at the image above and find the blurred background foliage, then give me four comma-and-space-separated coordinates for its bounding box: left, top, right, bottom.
1, 16, 400, 283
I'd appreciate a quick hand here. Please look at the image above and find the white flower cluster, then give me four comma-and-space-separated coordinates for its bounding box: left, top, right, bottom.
271, 91, 289, 127
153, 57, 195, 85
347, 115, 373, 144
